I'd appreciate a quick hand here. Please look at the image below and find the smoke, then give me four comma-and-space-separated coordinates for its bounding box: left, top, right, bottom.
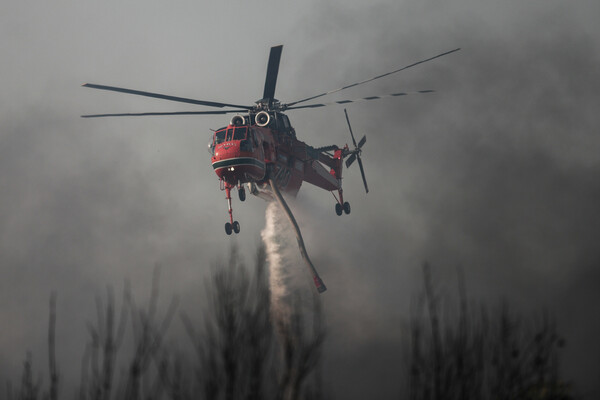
261, 201, 304, 324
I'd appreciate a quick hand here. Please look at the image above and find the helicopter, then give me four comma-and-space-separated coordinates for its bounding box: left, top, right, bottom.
82, 45, 459, 236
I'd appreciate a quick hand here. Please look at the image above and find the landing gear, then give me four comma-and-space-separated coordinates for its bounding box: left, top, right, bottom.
225, 221, 241, 235
223, 182, 241, 235
335, 201, 351, 215
334, 189, 351, 216
343, 201, 351, 214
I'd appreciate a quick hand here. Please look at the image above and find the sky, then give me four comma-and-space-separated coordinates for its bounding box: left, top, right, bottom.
1, 0, 599, 398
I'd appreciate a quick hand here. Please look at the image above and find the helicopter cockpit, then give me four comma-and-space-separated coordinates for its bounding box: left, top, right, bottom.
214, 126, 248, 144
209, 125, 257, 156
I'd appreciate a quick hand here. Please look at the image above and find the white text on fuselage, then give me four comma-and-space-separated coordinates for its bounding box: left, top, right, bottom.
219, 142, 237, 150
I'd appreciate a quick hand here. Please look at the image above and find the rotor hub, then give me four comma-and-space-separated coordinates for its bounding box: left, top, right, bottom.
255, 98, 282, 112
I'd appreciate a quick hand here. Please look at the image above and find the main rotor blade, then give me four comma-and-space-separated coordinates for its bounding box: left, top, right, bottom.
262, 45, 283, 100
344, 108, 358, 148
82, 83, 253, 110
285, 48, 459, 107
286, 90, 435, 110
357, 156, 369, 193
81, 109, 249, 118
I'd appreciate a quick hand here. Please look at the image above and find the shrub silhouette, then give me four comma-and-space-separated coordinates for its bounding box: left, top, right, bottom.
407, 263, 574, 400
181, 245, 325, 400
7, 245, 324, 400
7, 256, 577, 399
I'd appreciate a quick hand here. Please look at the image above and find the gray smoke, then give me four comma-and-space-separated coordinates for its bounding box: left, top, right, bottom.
1, 0, 599, 397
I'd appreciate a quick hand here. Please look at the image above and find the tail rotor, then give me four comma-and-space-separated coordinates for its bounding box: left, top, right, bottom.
344, 109, 369, 193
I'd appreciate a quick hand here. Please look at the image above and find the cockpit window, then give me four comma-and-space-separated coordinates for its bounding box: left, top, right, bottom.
215, 129, 226, 144
215, 127, 247, 144
233, 127, 247, 140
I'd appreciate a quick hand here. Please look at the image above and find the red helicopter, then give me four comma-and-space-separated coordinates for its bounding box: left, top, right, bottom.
82, 45, 459, 235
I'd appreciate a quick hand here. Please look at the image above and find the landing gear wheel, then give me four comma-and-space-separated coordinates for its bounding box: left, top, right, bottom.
233, 221, 240, 234
343, 201, 351, 215
335, 203, 343, 216
238, 188, 246, 202
225, 222, 233, 235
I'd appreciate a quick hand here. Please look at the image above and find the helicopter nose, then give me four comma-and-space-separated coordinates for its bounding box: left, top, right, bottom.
214, 141, 240, 158
212, 140, 266, 185
212, 142, 242, 181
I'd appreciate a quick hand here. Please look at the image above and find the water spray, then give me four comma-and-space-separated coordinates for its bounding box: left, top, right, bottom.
261, 201, 295, 320
268, 179, 327, 293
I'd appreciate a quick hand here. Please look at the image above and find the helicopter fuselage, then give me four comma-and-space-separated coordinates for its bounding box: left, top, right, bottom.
210, 113, 343, 200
